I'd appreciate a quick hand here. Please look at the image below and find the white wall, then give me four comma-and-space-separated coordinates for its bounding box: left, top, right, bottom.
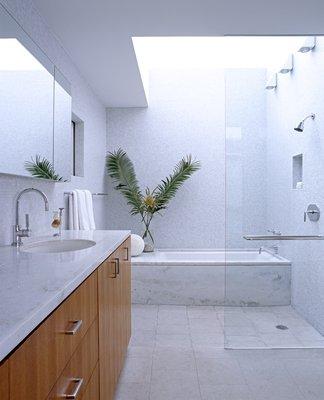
266, 37, 324, 334
107, 68, 226, 248
106, 68, 266, 249
0, 0, 108, 245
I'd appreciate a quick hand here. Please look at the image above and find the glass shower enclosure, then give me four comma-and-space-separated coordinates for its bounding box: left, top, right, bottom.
224, 47, 324, 349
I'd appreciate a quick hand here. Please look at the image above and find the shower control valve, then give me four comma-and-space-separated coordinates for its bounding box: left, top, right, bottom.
304, 204, 320, 222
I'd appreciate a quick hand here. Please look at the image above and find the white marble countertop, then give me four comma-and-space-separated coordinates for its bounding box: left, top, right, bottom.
0, 229, 130, 362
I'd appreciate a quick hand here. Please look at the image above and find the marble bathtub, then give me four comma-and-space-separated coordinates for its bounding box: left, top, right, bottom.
132, 250, 291, 306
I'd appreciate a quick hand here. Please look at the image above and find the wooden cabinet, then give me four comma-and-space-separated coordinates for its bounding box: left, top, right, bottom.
10, 270, 98, 400
82, 363, 99, 400
46, 318, 98, 399
0, 360, 9, 400
98, 238, 131, 400
1, 236, 131, 400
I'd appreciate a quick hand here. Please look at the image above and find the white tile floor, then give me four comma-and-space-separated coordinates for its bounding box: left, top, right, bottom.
224, 306, 324, 349
115, 305, 324, 400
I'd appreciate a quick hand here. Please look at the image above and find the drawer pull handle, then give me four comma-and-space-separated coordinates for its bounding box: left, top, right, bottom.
115, 257, 120, 275
65, 320, 83, 335
124, 247, 129, 261
64, 377, 84, 399
109, 259, 118, 278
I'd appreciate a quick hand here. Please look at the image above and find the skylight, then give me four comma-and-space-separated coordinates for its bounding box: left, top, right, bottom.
0, 38, 44, 71
132, 36, 305, 98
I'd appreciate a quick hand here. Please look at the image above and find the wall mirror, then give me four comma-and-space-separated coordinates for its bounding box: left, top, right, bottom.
0, 4, 72, 181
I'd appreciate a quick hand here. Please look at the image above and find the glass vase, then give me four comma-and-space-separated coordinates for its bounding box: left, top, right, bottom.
142, 224, 154, 253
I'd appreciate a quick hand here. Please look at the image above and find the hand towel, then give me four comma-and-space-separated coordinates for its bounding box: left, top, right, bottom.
84, 190, 96, 230
75, 189, 90, 230
68, 190, 80, 230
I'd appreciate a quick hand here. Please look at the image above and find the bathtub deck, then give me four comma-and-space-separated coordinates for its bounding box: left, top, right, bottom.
115, 304, 324, 400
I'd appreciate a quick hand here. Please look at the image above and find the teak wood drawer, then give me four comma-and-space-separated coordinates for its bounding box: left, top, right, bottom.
1, 236, 131, 400
46, 318, 98, 400
82, 363, 99, 400
10, 270, 98, 400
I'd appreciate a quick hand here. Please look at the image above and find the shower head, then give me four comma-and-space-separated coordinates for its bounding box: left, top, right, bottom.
294, 114, 315, 132
294, 122, 304, 132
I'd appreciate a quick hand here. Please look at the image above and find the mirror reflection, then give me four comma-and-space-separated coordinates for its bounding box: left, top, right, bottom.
0, 4, 72, 182
0, 38, 54, 177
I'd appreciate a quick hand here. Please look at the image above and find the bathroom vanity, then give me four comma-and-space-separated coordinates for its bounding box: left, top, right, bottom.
0, 230, 131, 400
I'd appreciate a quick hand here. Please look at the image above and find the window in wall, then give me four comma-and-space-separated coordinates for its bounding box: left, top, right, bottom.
71, 114, 84, 177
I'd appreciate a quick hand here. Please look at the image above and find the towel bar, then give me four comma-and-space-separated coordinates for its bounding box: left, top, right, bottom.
244, 235, 324, 240
64, 191, 108, 196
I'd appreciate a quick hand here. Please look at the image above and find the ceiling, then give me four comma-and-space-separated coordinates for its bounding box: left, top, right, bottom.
33, 0, 324, 108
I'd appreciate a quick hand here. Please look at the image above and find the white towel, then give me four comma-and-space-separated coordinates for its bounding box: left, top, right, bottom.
68, 189, 96, 230
84, 190, 96, 230
68, 190, 80, 230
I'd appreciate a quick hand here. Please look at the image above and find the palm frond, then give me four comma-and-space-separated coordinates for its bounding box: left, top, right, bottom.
25, 155, 64, 181
154, 155, 200, 210
106, 149, 143, 215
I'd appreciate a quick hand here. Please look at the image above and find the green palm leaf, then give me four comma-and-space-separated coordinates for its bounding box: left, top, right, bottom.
106, 149, 143, 215
154, 155, 200, 210
25, 155, 64, 181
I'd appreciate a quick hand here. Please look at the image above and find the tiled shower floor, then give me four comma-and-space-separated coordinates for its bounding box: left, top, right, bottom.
224, 306, 324, 349
115, 305, 324, 400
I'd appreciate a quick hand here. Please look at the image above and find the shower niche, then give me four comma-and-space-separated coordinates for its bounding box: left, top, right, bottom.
292, 153, 303, 189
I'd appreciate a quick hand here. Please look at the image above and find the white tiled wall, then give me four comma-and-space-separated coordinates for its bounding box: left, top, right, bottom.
266, 37, 324, 334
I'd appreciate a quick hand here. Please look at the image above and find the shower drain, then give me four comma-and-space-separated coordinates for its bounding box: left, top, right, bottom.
276, 324, 289, 330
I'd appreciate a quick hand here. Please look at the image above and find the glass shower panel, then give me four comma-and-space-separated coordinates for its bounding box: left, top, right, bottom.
224, 62, 324, 349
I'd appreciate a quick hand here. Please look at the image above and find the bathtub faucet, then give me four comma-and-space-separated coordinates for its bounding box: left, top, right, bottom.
267, 245, 279, 255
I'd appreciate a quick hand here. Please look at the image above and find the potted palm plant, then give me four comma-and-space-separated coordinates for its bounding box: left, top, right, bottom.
106, 149, 200, 252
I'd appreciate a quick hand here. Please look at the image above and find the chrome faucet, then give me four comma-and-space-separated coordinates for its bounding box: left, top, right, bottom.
13, 188, 49, 247
267, 245, 279, 255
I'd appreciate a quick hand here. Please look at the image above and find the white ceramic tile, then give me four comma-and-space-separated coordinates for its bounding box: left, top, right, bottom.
119, 356, 152, 384
155, 334, 192, 348
129, 331, 156, 347
191, 334, 224, 347
200, 384, 255, 400
226, 336, 267, 349
260, 333, 302, 348
127, 346, 155, 358
152, 349, 196, 372
225, 326, 258, 336
249, 382, 305, 400
156, 323, 190, 335
196, 357, 245, 385
299, 383, 324, 400
150, 369, 201, 400
115, 382, 150, 400
193, 346, 235, 359
283, 359, 324, 386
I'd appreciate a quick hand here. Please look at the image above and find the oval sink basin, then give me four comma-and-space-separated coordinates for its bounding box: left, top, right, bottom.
21, 239, 96, 253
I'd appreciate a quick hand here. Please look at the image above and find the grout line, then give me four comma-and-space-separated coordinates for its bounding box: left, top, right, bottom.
147, 305, 159, 400
187, 306, 204, 400
280, 358, 308, 400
